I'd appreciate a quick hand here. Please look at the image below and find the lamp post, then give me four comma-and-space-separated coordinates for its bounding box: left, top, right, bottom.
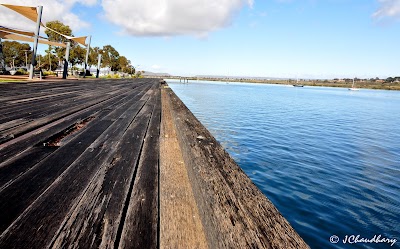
0, 38, 5, 74
48, 49, 52, 71
22, 50, 29, 68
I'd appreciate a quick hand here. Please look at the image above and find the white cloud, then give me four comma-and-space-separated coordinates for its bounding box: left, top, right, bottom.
101, 0, 253, 37
373, 0, 400, 19
0, 0, 93, 33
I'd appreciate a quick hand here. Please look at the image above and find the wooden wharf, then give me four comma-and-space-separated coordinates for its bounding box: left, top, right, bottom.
0, 78, 308, 248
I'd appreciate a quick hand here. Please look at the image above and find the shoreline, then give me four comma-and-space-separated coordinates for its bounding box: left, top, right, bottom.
163, 76, 400, 91
2, 74, 398, 91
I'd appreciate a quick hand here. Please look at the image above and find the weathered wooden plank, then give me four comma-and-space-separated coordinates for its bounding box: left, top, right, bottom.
159, 86, 208, 249
7, 91, 81, 104
0, 81, 150, 163
0, 93, 117, 139
0, 80, 146, 138
0, 119, 113, 234
48, 83, 159, 249
0, 80, 159, 248
117, 86, 161, 249
0, 146, 57, 191
0, 81, 151, 234
164, 86, 309, 249
0, 118, 30, 132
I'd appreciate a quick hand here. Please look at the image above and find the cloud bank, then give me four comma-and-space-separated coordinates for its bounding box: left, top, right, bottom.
0, 0, 95, 32
101, 0, 253, 37
373, 0, 400, 19
1, 0, 254, 37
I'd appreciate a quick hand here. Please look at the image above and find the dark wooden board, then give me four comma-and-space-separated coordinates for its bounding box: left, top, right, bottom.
118, 87, 161, 249
0, 79, 162, 248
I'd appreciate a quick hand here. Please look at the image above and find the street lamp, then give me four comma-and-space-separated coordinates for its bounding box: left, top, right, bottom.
22, 50, 30, 68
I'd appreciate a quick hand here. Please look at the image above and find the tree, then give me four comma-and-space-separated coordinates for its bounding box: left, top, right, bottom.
36, 54, 45, 68
69, 45, 85, 71
118, 56, 131, 73
2, 41, 32, 68
42, 48, 58, 70
45, 21, 73, 62
88, 46, 101, 68
38, 20, 136, 75
101, 45, 120, 71
385, 77, 394, 83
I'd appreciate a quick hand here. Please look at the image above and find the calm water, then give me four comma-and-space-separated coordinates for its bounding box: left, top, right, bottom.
168, 80, 400, 249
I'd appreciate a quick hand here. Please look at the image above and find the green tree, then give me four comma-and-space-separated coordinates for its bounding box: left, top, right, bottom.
101, 45, 120, 71
45, 21, 73, 62
69, 45, 86, 71
385, 77, 394, 83
42, 48, 58, 70
36, 53, 45, 68
118, 56, 131, 73
88, 46, 101, 68
2, 41, 32, 68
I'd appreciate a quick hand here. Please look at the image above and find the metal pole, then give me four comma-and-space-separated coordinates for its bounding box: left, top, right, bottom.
83, 35, 91, 78
25, 51, 27, 67
65, 42, 70, 62
29, 6, 43, 80
62, 42, 70, 79
96, 53, 101, 78
49, 49, 51, 71
0, 38, 4, 74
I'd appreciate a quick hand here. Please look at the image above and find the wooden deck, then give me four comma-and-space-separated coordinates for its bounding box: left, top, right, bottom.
0, 78, 308, 248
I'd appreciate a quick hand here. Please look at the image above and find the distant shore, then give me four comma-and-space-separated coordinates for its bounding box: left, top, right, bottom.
2, 74, 399, 91
163, 76, 400, 91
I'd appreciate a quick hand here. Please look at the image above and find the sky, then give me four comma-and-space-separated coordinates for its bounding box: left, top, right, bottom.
1, 0, 400, 79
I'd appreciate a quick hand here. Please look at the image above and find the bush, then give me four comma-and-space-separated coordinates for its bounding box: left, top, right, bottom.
16, 69, 28, 75
43, 71, 56, 76
105, 74, 121, 79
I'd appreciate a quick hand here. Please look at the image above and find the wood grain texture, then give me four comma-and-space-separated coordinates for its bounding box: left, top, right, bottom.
159, 86, 208, 249
163, 86, 309, 249
0, 79, 162, 248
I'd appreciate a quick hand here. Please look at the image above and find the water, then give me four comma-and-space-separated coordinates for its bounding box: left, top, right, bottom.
167, 80, 400, 249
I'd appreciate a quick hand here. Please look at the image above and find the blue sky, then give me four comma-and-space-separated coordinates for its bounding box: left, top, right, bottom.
1, 0, 400, 79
